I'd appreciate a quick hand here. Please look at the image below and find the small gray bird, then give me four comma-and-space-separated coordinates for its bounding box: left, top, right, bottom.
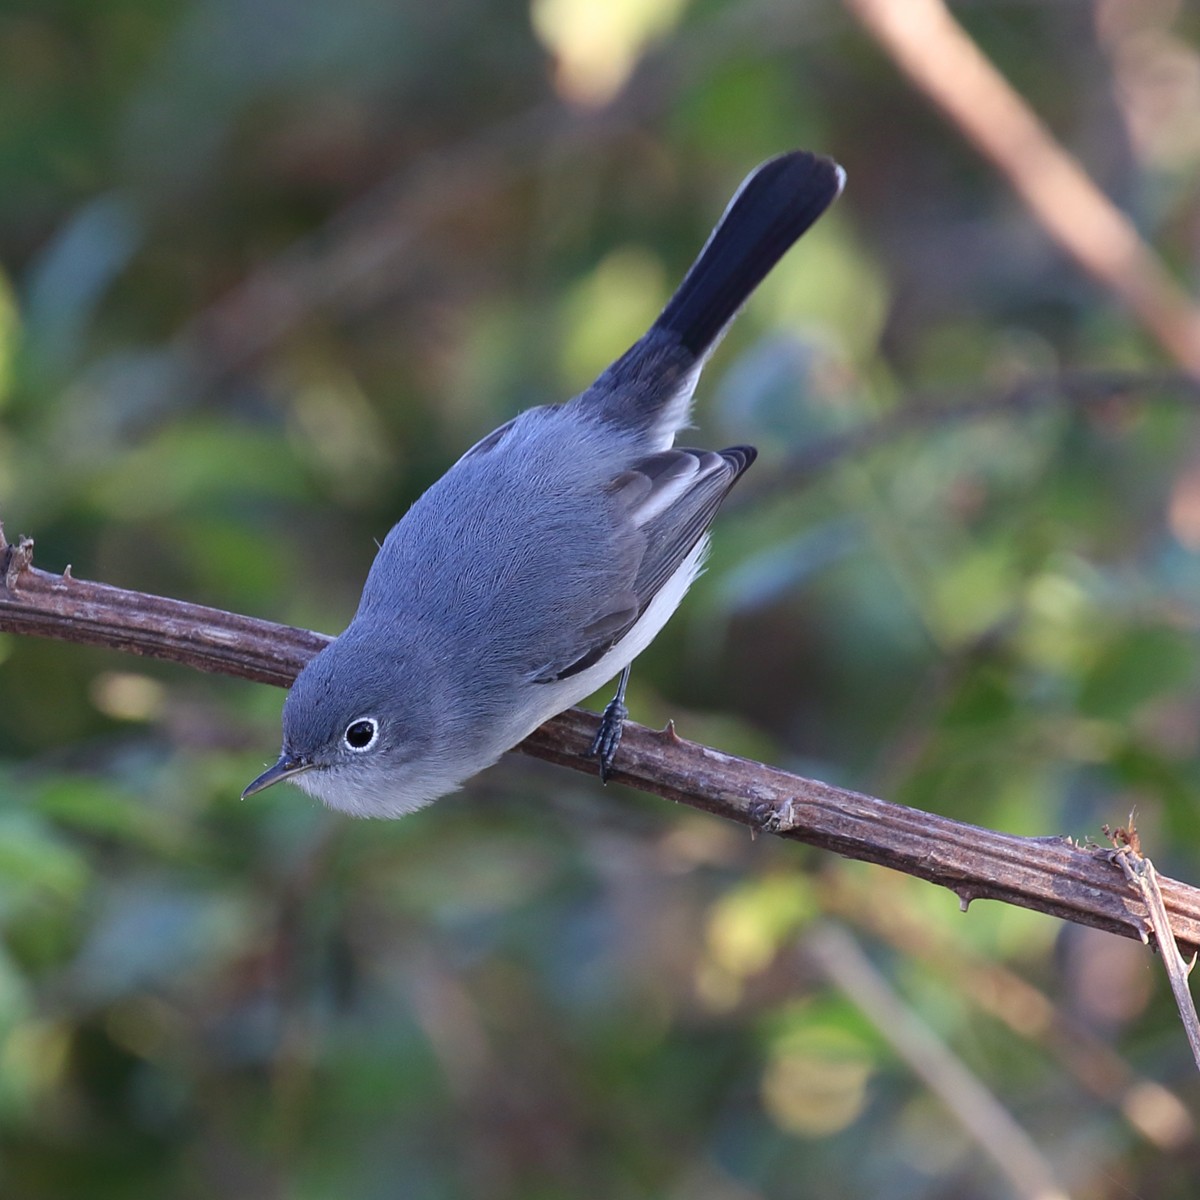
244, 150, 845, 817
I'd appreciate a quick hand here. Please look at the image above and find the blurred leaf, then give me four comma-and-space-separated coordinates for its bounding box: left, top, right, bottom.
929, 542, 1020, 645
69, 878, 252, 1004
22, 193, 142, 374
0, 266, 18, 406
33, 776, 187, 856
85, 420, 308, 518
716, 517, 861, 612
761, 1004, 880, 1138
561, 247, 666, 386
713, 331, 853, 448
1078, 628, 1196, 720
704, 874, 814, 981
0, 813, 89, 904
531, 0, 688, 105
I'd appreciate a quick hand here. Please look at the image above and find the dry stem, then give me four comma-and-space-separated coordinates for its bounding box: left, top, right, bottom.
4, 528, 1200, 956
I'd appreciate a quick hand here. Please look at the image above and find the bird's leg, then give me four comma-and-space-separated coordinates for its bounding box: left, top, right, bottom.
588, 665, 630, 783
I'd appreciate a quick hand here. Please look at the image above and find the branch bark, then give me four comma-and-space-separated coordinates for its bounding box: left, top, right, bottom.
4, 526, 1200, 956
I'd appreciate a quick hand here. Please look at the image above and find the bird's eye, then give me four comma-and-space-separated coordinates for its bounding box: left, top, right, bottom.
343, 718, 379, 752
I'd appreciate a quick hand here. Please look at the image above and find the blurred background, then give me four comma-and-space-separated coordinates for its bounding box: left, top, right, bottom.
1, 0, 1200, 1196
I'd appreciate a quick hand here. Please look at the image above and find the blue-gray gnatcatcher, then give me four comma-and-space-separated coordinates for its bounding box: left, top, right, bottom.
244, 150, 845, 817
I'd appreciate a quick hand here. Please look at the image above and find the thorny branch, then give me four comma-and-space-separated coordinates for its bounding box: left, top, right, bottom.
1106, 820, 1200, 1071
4, 524, 1200, 958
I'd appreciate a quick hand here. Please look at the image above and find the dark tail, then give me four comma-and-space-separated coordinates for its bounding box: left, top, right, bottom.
655, 151, 844, 358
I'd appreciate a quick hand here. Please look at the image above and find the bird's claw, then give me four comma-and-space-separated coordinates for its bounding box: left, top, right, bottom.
588, 696, 628, 783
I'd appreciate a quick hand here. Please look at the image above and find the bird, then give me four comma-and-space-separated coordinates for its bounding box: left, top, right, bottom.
243, 150, 845, 817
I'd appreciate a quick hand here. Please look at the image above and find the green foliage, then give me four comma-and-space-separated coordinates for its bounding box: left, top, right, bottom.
2, 1, 1200, 1196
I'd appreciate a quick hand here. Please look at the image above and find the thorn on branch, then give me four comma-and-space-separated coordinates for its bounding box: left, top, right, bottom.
750, 796, 800, 836
1103, 812, 1142, 857
3, 536, 34, 592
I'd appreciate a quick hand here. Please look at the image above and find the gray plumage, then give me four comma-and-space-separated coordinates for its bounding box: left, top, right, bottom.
244, 150, 845, 817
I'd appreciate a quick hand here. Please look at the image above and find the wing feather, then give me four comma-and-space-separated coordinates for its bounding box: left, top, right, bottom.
535, 445, 755, 682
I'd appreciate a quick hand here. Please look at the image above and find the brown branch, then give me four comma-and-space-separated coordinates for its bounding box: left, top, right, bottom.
0, 530, 328, 687
843, 0, 1200, 377
4, 525, 1200, 956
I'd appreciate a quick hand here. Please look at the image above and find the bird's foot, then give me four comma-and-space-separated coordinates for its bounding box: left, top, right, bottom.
588, 695, 628, 783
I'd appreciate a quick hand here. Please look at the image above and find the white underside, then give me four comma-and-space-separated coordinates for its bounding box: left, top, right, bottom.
522, 533, 709, 732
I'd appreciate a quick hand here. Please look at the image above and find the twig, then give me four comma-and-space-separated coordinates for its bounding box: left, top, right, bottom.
822, 867, 1196, 1148
805, 923, 1070, 1200
843, 0, 1200, 376
0, 522, 327, 687
738, 368, 1200, 508
4, 529, 1200, 956
1106, 819, 1200, 1072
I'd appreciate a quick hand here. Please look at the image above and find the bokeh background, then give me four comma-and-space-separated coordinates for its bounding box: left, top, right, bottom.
2, 0, 1200, 1196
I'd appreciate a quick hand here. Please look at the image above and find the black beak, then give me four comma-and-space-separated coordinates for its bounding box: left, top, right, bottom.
242, 754, 314, 798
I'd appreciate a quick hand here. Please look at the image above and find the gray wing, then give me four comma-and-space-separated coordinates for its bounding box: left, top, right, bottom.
534, 444, 756, 683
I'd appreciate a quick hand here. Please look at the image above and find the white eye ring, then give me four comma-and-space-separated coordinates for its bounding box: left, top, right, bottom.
343, 718, 379, 752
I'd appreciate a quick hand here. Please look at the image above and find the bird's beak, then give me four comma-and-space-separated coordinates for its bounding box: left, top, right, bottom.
242, 753, 314, 798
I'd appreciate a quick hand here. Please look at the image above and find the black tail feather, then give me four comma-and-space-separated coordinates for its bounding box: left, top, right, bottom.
654, 151, 844, 358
